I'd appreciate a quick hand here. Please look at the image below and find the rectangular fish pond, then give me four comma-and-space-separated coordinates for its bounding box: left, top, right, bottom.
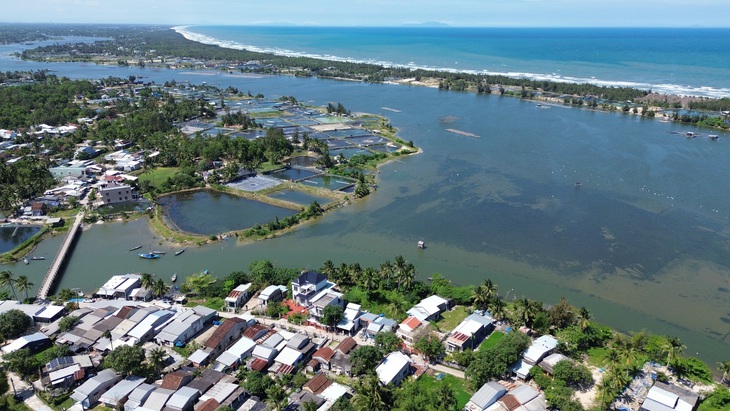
301, 175, 356, 191
268, 167, 320, 182
266, 189, 333, 206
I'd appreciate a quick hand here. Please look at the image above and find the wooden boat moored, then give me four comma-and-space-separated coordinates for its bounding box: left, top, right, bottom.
129, 245, 142, 251
174, 249, 185, 256
171, 273, 177, 282
138, 253, 160, 259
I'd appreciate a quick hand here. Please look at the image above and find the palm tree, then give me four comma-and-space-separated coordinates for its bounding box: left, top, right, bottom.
265, 381, 287, 411
488, 297, 506, 320
718, 360, 730, 385
352, 375, 389, 411
0, 270, 18, 300
14, 275, 34, 302
514, 297, 540, 328
577, 306, 591, 331
360, 267, 379, 294
604, 348, 622, 374
320, 260, 336, 279
472, 279, 496, 311
102, 329, 113, 351
140, 272, 155, 290
147, 347, 168, 378
302, 401, 319, 411
663, 336, 686, 368
379, 260, 394, 289
393, 255, 415, 292
152, 279, 168, 298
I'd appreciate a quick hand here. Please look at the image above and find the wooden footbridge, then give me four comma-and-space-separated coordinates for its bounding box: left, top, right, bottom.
37, 212, 84, 300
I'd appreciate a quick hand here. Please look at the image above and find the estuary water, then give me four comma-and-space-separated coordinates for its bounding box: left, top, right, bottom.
1, 41, 730, 364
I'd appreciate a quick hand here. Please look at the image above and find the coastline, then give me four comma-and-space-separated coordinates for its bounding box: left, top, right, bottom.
171, 25, 730, 99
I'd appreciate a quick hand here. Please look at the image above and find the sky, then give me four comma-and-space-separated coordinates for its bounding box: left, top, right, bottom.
3, 0, 730, 27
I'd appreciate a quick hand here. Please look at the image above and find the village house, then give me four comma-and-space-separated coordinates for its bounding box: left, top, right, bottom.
330, 337, 358, 376
155, 306, 216, 347
141, 387, 176, 411
376, 351, 412, 386
513, 334, 559, 380
43, 355, 94, 391
225, 283, 252, 312
446, 312, 495, 351
204, 317, 248, 357
406, 295, 449, 322
99, 376, 146, 409
212, 336, 256, 372
164, 386, 201, 411
70, 369, 123, 409
640, 381, 700, 411
336, 303, 363, 335
124, 383, 156, 411
95, 274, 141, 300
292, 270, 335, 306
396, 316, 430, 346
1, 332, 52, 355
99, 181, 136, 205
465, 381, 508, 411
258, 285, 287, 306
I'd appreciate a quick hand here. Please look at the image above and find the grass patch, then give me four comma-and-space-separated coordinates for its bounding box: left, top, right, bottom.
417, 373, 472, 409
137, 167, 180, 185
434, 306, 470, 333
477, 331, 505, 352
586, 346, 610, 368
185, 297, 224, 311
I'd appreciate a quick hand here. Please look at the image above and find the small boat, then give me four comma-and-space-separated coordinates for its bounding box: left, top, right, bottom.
129, 245, 142, 251
709, 134, 719, 141
171, 273, 177, 282
151, 251, 166, 254
23, 257, 29, 265
138, 253, 160, 259
174, 249, 186, 256
31, 256, 45, 260
203, 269, 209, 275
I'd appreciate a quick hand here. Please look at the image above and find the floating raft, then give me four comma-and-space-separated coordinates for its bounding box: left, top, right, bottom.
446, 128, 481, 139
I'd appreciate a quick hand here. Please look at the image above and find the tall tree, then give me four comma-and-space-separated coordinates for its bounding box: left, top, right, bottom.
265, 380, 287, 411
104, 345, 146, 376
663, 336, 686, 368
140, 272, 155, 290
0, 270, 18, 301
14, 275, 33, 301
147, 347, 168, 378
352, 375, 390, 411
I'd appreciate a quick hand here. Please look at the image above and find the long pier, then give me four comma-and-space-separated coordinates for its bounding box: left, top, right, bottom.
37, 212, 84, 300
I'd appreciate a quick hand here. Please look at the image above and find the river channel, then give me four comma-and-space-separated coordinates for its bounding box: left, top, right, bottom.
1, 42, 730, 365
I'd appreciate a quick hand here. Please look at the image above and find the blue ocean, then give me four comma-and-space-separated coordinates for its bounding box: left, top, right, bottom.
175, 26, 730, 98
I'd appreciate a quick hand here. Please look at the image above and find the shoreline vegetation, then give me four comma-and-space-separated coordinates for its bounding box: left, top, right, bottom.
10, 24, 730, 130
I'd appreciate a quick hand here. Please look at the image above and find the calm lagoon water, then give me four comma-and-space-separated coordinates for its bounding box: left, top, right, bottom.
157, 190, 296, 235
1, 45, 730, 364
0, 225, 41, 253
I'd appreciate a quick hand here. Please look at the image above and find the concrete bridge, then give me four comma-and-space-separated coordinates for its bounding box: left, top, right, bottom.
37, 212, 84, 300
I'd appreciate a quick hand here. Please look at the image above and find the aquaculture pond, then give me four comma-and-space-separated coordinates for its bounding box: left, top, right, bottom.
288, 156, 319, 167
331, 148, 372, 159
0, 225, 42, 254
157, 190, 296, 235
267, 189, 333, 206
301, 175, 356, 191
268, 167, 319, 181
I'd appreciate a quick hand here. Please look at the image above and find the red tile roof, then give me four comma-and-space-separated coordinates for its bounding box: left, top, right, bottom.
303, 373, 333, 395
276, 364, 295, 375
161, 370, 191, 390
243, 323, 268, 340
249, 358, 269, 372
401, 316, 422, 331
335, 337, 357, 355
205, 317, 245, 349
313, 347, 334, 363
194, 398, 220, 411
226, 290, 243, 300
500, 394, 521, 411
